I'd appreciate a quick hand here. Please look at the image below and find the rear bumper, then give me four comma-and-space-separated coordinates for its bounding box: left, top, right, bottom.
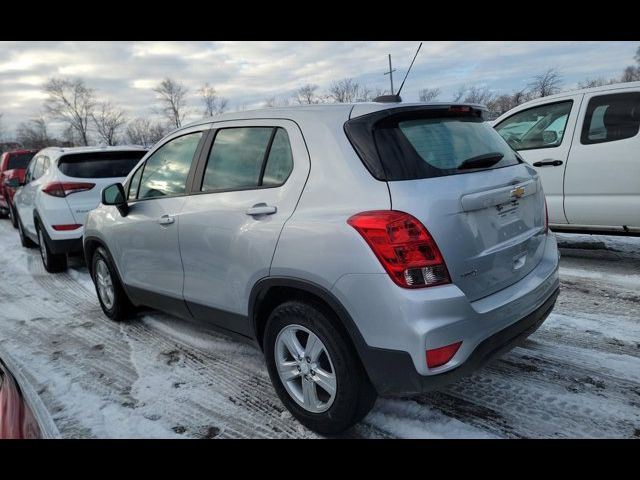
359, 286, 558, 396
331, 234, 560, 396
48, 238, 83, 255
39, 223, 84, 254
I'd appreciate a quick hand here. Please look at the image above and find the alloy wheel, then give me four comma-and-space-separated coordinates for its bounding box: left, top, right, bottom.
275, 324, 337, 413
94, 258, 115, 310
37, 228, 48, 267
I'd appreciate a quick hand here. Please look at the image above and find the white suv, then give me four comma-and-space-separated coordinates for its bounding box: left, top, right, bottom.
14, 146, 147, 272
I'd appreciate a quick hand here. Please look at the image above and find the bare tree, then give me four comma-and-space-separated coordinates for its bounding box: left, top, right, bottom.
198, 83, 228, 118
43, 78, 96, 146
92, 102, 126, 146
328, 78, 361, 103
485, 88, 532, 119
356, 85, 374, 102
452, 85, 466, 102
15, 116, 56, 149
578, 78, 609, 89
263, 96, 290, 108
153, 78, 189, 128
458, 86, 495, 105
126, 117, 168, 147
529, 68, 563, 98
295, 84, 320, 104
511, 88, 531, 105
621, 65, 640, 82
418, 87, 441, 102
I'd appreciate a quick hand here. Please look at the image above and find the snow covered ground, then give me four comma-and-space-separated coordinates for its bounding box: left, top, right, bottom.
0, 221, 638, 438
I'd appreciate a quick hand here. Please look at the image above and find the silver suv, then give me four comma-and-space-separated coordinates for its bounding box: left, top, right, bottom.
84, 103, 560, 434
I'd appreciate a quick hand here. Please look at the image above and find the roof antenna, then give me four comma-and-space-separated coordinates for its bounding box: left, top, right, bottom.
374, 42, 423, 103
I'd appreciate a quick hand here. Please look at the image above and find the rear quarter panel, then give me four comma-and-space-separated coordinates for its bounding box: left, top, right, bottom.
270, 112, 391, 290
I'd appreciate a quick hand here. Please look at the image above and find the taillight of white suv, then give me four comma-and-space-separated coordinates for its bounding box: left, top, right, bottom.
347, 210, 451, 288
42, 182, 95, 198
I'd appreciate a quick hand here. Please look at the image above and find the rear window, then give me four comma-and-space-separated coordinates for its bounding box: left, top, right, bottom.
345, 107, 521, 181
7, 152, 35, 170
58, 151, 146, 179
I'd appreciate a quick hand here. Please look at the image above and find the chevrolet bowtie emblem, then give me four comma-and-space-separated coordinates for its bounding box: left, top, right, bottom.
511, 186, 525, 198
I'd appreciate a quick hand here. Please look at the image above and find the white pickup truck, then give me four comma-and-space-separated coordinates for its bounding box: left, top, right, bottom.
493, 82, 640, 236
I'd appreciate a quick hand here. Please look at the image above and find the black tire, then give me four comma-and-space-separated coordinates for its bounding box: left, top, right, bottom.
8, 202, 18, 229
36, 222, 67, 273
17, 211, 37, 248
264, 300, 377, 435
91, 246, 134, 321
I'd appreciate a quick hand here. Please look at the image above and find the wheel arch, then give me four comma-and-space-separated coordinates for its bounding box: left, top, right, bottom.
249, 277, 370, 359
83, 236, 128, 296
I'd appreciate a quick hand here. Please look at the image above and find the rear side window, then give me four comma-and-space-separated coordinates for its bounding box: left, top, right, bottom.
58, 151, 146, 179
495, 100, 572, 150
201, 127, 293, 191
7, 152, 35, 170
581, 92, 640, 145
32, 157, 45, 179
262, 129, 293, 186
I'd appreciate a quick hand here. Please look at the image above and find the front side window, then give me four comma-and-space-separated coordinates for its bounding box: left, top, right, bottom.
201, 127, 293, 192
495, 100, 573, 150
25, 157, 38, 183
137, 132, 203, 199
581, 92, 640, 145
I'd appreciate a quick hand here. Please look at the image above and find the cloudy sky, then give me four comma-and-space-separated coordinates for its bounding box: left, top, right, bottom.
0, 41, 637, 139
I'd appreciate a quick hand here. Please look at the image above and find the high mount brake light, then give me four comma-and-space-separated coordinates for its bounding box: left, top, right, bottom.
347, 210, 451, 289
42, 182, 95, 198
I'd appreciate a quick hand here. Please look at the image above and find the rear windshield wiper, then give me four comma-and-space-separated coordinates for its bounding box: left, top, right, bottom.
457, 152, 504, 170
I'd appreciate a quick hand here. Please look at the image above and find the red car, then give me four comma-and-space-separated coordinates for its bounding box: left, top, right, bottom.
0, 149, 38, 228
0, 358, 42, 439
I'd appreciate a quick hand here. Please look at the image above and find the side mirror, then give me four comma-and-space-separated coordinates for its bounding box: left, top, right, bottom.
4, 177, 22, 188
102, 183, 128, 216
542, 130, 558, 145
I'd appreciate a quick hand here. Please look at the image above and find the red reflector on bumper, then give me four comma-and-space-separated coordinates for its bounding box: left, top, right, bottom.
52, 224, 82, 231
426, 341, 462, 368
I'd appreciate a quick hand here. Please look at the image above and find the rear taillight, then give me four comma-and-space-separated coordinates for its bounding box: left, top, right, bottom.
426, 341, 462, 368
42, 182, 95, 198
347, 210, 451, 289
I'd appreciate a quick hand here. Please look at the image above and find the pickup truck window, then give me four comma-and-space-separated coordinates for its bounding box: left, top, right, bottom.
495, 100, 572, 151
581, 92, 640, 145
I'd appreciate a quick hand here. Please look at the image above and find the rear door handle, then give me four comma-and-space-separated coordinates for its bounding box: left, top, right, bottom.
533, 159, 563, 167
246, 204, 277, 216
158, 214, 175, 226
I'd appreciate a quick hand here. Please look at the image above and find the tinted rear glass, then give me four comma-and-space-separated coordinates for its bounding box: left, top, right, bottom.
58, 151, 146, 179
345, 107, 521, 181
7, 152, 35, 170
